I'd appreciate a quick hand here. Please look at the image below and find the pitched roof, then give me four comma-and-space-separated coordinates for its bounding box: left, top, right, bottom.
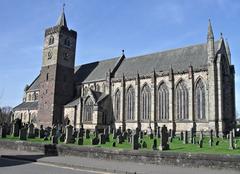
74, 57, 119, 83
56, 10, 67, 28
13, 101, 38, 111
27, 75, 40, 91
114, 41, 220, 78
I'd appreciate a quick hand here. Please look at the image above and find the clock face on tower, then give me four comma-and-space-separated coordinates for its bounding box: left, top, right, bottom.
48, 51, 52, 59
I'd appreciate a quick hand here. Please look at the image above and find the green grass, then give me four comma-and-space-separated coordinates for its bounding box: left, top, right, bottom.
2, 134, 240, 155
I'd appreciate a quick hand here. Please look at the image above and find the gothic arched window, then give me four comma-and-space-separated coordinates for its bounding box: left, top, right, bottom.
96, 84, 100, 91
176, 80, 188, 120
157, 83, 169, 120
114, 89, 121, 121
195, 79, 206, 120
84, 97, 93, 122
48, 36, 54, 45
141, 84, 151, 120
126, 86, 135, 120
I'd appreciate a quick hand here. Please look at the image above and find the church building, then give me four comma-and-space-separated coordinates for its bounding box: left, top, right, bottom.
13, 10, 236, 135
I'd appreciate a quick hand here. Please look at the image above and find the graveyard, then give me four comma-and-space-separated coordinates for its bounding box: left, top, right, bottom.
0, 121, 240, 155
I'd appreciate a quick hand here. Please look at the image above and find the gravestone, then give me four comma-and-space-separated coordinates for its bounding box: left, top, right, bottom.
85, 129, 90, 139
12, 122, 20, 137
122, 131, 128, 140
39, 125, 45, 138
192, 136, 196, 144
51, 135, 58, 144
180, 131, 183, 141
199, 132, 203, 148
59, 133, 66, 142
0, 126, 6, 138
157, 126, 161, 138
132, 133, 139, 150
139, 131, 143, 139
78, 137, 83, 145
92, 137, 99, 145
65, 125, 73, 144
104, 128, 110, 142
27, 123, 35, 138
229, 131, 234, 150
209, 129, 213, 147
159, 125, 169, 151
117, 135, 124, 144
128, 135, 132, 143
79, 126, 84, 138
116, 127, 122, 136
99, 133, 106, 144
142, 141, 147, 148
183, 131, 188, 144
94, 126, 99, 137
234, 139, 238, 149
152, 138, 157, 150
232, 129, 236, 138
51, 127, 57, 137
72, 130, 78, 139
190, 127, 194, 144
169, 129, 172, 137
19, 128, 27, 140
112, 142, 116, 147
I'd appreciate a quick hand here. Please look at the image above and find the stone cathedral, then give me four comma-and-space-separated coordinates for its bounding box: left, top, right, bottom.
13, 10, 236, 135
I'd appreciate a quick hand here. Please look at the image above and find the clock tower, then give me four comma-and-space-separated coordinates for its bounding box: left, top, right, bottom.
38, 9, 77, 126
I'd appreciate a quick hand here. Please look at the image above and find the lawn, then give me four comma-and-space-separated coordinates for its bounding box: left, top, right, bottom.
2, 134, 240, 155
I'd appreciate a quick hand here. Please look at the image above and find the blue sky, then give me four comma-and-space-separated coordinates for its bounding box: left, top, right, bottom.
0, 0, 239, 116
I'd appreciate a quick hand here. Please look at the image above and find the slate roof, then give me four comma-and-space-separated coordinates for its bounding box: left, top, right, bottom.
74, 57, 119, 83
64, 97, 80, 107
13, 101, 38, 111
27, 75, 40, 91
114, 41, 219, 78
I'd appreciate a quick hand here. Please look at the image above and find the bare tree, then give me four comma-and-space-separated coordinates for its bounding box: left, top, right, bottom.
0, 106, 12, 125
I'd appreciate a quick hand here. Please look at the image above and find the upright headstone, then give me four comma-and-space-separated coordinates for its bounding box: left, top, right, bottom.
122, 131, 128, 140
19, 127, 27, 140
59, 133, 66, 142
27, 123, 35, 138
159, 125, 169, 151
65, 125, 73, 144
180, 131, 183, 141
157, 126, 161, 138
232, 129, 236, 138
104, 128, 110, 142
0, 126, 6, 138
78, 129, 84, 138
152, 138, 157, 150
190, 127, 194, 144
117, 135, 124, 144
229, 131, 234, 150
99, 133, 106, 144
12, 122, 20, 137
51, 135, 58, 144
34, 128, 39, 137
85, 129, 90, 139
113, 130, 117, 139
183, 131, 188, 144
199, 131, 203, 148
92, 137, 99, 145
78, 137, 83, 145
209, 129, 213, 147
132, 133, 139, 150
39, 125, 45, 138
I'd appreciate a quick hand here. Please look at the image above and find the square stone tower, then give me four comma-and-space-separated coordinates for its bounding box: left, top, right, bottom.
38, 10, 77, 126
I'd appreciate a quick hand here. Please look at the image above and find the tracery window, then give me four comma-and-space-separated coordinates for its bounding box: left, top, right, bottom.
141, 84, 151, 120
114, 89, 121, 121
84, 97, 93, 122
176, 80, 188, 120
157, 83, 169, 120
195, 79, 206, 120
126, 86, 135, 120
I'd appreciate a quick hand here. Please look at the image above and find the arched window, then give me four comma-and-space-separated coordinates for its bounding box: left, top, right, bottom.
126, 86, 135, 120
176, 80, 188, 120
64, 38, 70, 47
157, 83, 169, 120
35, 92, 39, 100
141, 84, 151, 120
84, 87, 88, 96
195, 79, 206, 120
84, 97, 93, 122
32, 93, 35, 101
96, 84, 100, 91
48, 36, 54, 45
28, 94, 31, 101
114, 89, 121, 121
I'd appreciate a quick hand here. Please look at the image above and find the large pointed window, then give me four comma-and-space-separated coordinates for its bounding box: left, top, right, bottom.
176, 80, 188, 120
141, 84, 151, 120
84, 97, 93, 122
157, 83, 169, 120
195, 79, 206, 120
126, 86, 135, 120
114, 89, 121, 121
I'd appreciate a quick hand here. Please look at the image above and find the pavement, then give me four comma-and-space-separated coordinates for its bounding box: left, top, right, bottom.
0, 148, 239, 174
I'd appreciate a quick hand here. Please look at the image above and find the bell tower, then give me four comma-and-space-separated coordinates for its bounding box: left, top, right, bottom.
38, 8, 77, 126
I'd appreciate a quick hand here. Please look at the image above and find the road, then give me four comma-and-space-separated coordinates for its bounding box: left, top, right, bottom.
0, 157, 112, 174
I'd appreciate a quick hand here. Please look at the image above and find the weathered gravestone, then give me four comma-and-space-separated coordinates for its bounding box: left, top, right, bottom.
72, 129, 78, 139
142, 141, 147, 148
34, 128, 39, 137
229, 131, 234, 150
0, 126, 7, 138
104, 128, 110, 142
183, 131, 188, 144
159, 125, 169, 151
12, 121, 20, 137
209, 129, 213, 147
180, 131, 183, 141
152, 138, 157, 150
99, 133, 106, 144
117, 135, 124, 144
65, 125, 73, 144
85, 129, 90, 139
27, 123, 35, 138
139, 131, 143, 139
113, 129, 117, 139
59, 133, 66, 142
157, 126, 161, 138
39, 125, 45, 138
112, 142, 116, 147
132, 133, 139, 150
122, 131, 128, 140
190, 127, 195, 144
78, 137, 83, 145
199, 131, 204, 148
19, 127, 27, 140
92, 137, 99, 145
